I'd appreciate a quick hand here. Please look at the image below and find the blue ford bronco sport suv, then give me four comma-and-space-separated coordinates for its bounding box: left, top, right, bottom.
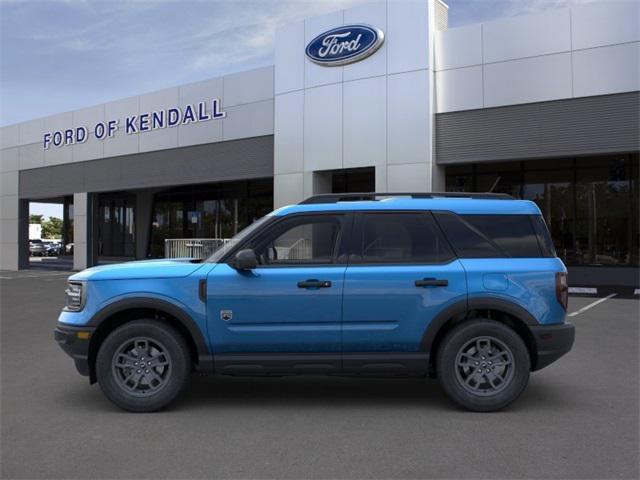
55, 192, 575, 412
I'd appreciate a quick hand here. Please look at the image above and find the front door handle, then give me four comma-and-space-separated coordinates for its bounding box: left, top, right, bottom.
415, 278, 448, 287
298, 279, 332, 289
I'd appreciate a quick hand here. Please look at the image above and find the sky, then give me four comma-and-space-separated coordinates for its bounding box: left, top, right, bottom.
2, 0, 599, 219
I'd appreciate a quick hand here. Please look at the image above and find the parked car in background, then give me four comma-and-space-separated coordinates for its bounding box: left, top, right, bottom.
65, 243, 74, 254
29, 239, 47, 257
44, 241, 62, 257
55, 192, 574, 413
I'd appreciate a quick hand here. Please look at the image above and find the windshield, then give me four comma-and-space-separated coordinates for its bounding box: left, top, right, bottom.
205, 214, 271, 263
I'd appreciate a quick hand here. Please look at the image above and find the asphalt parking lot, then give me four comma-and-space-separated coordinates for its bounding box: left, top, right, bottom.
1, 271, 638, 479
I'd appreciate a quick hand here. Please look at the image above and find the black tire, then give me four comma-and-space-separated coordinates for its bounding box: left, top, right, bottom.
436, 319, 530, 412
96, 320, 191, 412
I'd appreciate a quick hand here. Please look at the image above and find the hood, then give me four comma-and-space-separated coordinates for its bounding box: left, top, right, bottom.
69, 258, 206, 281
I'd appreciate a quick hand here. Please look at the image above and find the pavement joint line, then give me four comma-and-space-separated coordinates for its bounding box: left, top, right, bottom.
568, 293, 617, 317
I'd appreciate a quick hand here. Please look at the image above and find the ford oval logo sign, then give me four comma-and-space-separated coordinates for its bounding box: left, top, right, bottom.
306, 24, 384, 66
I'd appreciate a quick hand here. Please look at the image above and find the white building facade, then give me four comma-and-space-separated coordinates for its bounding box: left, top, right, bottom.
1, 0, 638, 287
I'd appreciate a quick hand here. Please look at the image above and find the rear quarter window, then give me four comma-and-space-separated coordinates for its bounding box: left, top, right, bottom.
434, 212, 552, 258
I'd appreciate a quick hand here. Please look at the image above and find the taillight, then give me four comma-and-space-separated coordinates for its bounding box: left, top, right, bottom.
555, 272, 568, 310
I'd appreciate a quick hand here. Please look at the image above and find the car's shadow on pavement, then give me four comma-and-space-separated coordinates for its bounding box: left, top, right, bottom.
55, 374, 574, 414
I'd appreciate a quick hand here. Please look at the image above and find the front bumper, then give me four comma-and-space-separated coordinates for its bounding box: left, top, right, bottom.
530, 322, 575, 371
54, 324, 95, 377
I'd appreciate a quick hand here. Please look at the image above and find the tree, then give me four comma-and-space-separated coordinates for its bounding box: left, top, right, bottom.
41, 217, 63, 239
29, 214, 44, 224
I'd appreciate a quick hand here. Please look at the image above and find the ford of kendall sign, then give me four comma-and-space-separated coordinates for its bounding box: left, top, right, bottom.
305, 24, 384, 66
42, 98, 225, 149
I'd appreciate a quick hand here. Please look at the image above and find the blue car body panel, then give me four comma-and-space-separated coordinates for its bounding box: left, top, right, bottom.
60, 260, 214, 351
460, 258, 567, 325
342, 261, 467, 352
206, 263, 345, 353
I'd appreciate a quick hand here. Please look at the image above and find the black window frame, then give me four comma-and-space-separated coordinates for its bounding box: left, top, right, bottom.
222, 212, 353, 268
349, 211, 457, 266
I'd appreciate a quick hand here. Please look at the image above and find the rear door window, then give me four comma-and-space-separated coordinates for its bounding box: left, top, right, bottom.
355, 212, 455, 264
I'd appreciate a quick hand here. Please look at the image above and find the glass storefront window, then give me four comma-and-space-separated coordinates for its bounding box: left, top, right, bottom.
523, 168, 575, 263
148, 179, 273, 258
575, 156, 633, 266
97, 193, 136, 258
445, 154, 639, 267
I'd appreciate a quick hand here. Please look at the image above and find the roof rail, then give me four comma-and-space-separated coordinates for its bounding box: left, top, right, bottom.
298, 192, 513, 204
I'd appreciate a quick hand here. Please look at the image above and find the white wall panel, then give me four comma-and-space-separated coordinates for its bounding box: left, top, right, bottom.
387, 163, 429, 191
484, 53, 572, 107
103, 129, 139, 159
343, 2, 388, 82
0, 125, 20, 149
305, 11, 344, 88
573, 42, 640, 98
72, 134, 104, 162
304, 83, 342, 171
275, 21, 305, 95
179, 77, 223, 105
0, 195, 18, 220
274, 173, 304, 208
387, 0, 430, 73
0, 171, 18, 196
274, 91, 304, 174
72, 104, 104, 128
20, 119, 45, 146
0, 148, 19, 173
44, 112, 73, 138
138, 87, 179, 153
572, 1, 640, 50
0, 243, 18, 270
223, 99, 274, 141
0, 219, 18, 243
178, 77, 225, 147
104, 96, 139, 158
18, 144, 44, 170
224, 66, 274, 107
178, 118, 223, 147
44, 141, 73, 166
343, 76, 386, 169
435, 66, 483, 112
435, 24, 482, 71
387, 70, 430, 165
483, 9, 571, 63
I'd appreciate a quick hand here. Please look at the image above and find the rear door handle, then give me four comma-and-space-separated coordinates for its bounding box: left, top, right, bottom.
298, 279, 332, 289
415, 278, 448, 287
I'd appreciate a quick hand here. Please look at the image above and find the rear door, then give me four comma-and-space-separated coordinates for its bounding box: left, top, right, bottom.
341, 211, 467, 368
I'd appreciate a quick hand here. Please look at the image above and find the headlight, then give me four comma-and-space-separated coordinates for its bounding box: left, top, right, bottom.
64, 282, 85, 311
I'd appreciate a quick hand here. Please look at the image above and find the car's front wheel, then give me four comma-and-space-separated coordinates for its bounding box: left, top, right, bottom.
437, 319, 530, 412
96, 320, 191, 412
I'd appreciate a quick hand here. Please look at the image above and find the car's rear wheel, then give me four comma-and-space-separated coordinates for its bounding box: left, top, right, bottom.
96, 320, 191, 412
437, 319, 530, 412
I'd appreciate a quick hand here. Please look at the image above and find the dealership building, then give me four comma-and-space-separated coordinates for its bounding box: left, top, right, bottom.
0, 0, 638, 287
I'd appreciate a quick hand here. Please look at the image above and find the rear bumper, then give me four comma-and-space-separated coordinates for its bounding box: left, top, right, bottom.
54, 324, 95, 377
530, 322, 575, 371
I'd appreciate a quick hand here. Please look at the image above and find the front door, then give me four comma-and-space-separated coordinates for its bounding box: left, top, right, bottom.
341, 212, 467, 371
206, 213, 350, 372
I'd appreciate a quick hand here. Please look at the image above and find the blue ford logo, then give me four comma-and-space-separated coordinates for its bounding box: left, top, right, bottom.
306, 24, 384, 66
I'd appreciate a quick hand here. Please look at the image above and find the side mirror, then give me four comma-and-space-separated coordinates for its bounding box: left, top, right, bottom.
233, 249, 257, 270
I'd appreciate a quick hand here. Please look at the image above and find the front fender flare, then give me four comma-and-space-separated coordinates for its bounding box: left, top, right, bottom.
88, 297, 212, 372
